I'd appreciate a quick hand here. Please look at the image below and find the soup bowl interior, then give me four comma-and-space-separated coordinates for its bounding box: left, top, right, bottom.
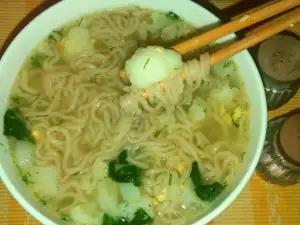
0, 0, 267, 224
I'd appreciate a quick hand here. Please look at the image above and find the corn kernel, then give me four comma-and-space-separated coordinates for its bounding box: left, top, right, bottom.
175, 163, 186, 174
143, 92, 148, 99
56, 43, 64, 52
156, 194, 166, 203
120, 71, 126, 79
181, 71, 186, 81
155, 188, 166, 203
159, 81, 165, 91
152, 198, 159, 206
92, 39, 97, 44
32, 130, 40, 141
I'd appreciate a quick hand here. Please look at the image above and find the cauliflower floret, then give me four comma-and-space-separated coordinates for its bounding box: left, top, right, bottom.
188, 103, 206, 122
31, 166, 58, 198
69, 204, 100, 225
61, 27, 94, 60
119, 183, 142, 203
125, 46, 182, 89
97, 178, 120, 217
14, 141, 34, 171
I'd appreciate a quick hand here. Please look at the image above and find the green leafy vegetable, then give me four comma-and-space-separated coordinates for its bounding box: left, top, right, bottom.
169, 173, 172, 186
60, 214, 74, 224
31, 54, 47, 68
108, 150, 142, 187
190, 161, 203, 187
166, 11, 181, 20
48, 34, 57, 41
38, 196, 48, 206
182, 104, 191, 112
11, 96, 20, 104
34, 192, 48, 206
109, 162, 141, 186
102, 209, 152, 225
72, 171, 81, 176
194, 182, 225, 202
190, 161, 225, 202
143, 58, 150, 69
3, 109, 34, 143
22, 174, 34, 185
78, 17, 84, 26
223, 60, 234, 68
131, 209, 153, 225
53, 28, 64, 36
241, 152, 246, 160
103, 214, 130, 225
118, 150, 129, 164
102, 214, 118, 225
56, 118, 64, 126
154, 126, 166, 138
48, 29, 64, 42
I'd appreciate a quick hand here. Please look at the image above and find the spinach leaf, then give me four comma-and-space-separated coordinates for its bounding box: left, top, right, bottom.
38, 196, 48, 206
48, 34, 57, 42
169, 173, 172, 186
118, 150, 129, 164
109, 162, 141, 187
31, 54, 47, 68
115, 165, 140, 183
108, 150, 141, 187
117, 217, 131, 225
4, 109, 34, 143
190, 161, 225, 202
131, 209, 153, 225
190, 161, 203, 187
223, 60, 234, 68
143, 58, 150, 70
53, 28, 64, 36
102, 209, 152, 225
166, 11, 181, 20
48, 29, 64, 42
102, 214, 118, 225
194, 182, 225, 202
60, 214, 74, 224
21, 174, 35, 185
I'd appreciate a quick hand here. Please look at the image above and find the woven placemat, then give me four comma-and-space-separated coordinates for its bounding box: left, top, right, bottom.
0, 1, 299, 224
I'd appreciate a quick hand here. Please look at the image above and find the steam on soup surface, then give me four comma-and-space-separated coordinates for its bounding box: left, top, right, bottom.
4, 6, 250, 225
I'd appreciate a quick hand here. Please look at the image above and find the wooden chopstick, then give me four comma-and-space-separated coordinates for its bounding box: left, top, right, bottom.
231, 0, 281, 20
172, 0, 300, 54
209, 7, 300, 66
244, 7, 300, 37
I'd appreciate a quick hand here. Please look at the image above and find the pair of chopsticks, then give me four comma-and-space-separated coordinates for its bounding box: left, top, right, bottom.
172, 0, 300, 66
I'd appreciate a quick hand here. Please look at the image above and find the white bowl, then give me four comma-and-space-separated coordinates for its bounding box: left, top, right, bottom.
0, 0, 267, 224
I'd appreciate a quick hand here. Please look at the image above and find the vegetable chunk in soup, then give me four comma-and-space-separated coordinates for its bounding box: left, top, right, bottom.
4, 6, 249, 225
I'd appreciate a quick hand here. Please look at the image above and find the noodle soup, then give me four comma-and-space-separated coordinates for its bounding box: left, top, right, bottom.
4, 6, 249, 225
